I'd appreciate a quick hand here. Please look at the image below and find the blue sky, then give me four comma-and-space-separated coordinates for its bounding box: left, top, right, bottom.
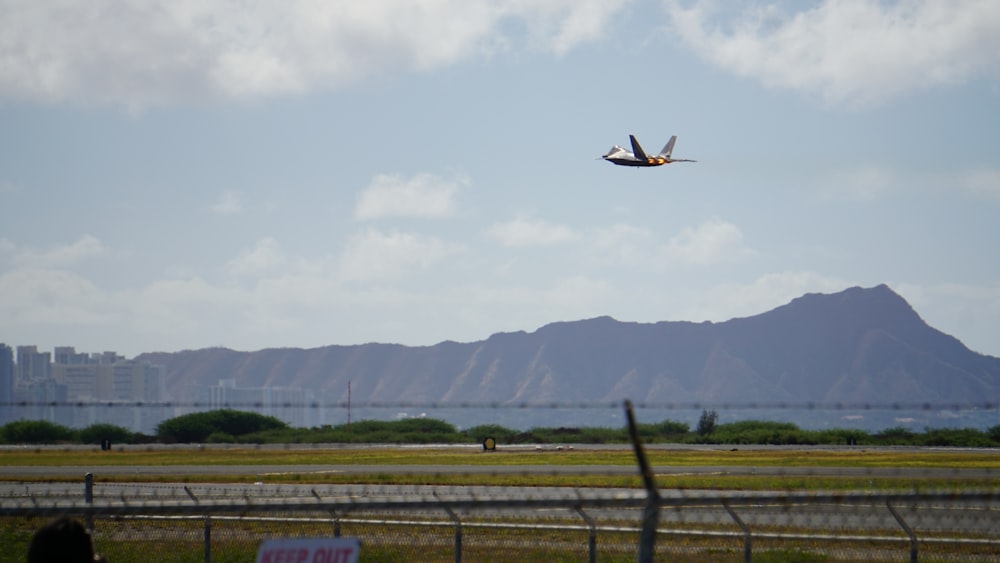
1, 0, 999, 358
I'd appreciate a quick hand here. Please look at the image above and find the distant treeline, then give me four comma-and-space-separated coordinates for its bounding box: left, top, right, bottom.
2, 409, 999, 448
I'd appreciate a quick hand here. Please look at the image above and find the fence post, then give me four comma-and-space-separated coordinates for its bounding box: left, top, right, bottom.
886, 500, 918, 563
204, 516, 212, 563
443, 505, 462, 563
313, 489, 341, 537
625, 400, 660, 563
723, 499, 752, 563
574, 506, 597, 563
84, 473, 94, 533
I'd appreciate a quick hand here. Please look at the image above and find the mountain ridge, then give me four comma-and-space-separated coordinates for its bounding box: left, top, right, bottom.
137, 285, 1000, 407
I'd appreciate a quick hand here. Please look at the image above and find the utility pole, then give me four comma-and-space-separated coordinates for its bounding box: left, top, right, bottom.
347, 380, 351, 431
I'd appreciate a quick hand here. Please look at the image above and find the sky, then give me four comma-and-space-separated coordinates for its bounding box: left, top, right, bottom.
1, 0, 999, 359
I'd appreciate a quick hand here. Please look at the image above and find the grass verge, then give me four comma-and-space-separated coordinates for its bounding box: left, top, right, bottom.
2, 445, 999, 467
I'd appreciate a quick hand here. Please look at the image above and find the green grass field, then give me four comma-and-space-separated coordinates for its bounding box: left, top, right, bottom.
3, 445, 998, 490
4, 444, 1000, 466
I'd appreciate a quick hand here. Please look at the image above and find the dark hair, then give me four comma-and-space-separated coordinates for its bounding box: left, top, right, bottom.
27, 517, 96, 563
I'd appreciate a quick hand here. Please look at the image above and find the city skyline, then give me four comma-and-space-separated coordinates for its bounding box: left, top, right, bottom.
0, 341, 330, 432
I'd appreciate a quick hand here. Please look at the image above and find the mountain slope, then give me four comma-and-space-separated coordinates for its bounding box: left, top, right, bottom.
138, 285, 1000, 405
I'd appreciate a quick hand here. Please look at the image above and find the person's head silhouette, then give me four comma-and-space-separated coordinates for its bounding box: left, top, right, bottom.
28, 516, 103, 563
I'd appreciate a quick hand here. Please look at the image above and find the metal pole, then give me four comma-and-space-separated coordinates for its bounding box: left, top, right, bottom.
625, 400, 660, 563
204, 516, 212, 563
887, 500, 918, 563
443, 505, 462, 563
575, 506, 597, 563
84, 473, 94, 533
313, 489, 342, 537
723, 499, 752, 563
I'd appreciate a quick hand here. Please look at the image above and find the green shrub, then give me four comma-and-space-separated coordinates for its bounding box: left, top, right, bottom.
647, 419, 690, 438
697, 409, 719, 436
987, 425, 1000, 444
79, 423, 134, 446
873, 426, 916, 445
392, 417, 457, 434
814, 429, 868, 446
918, 428, 993, 448
156, 409, 288, 443
205, 431, 236, 443
0, 420, 76, 444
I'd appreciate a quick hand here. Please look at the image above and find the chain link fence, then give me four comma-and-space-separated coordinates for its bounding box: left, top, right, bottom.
2, 480, 998, 562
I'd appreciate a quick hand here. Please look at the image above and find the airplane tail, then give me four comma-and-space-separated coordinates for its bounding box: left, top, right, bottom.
657, 136, 677, 158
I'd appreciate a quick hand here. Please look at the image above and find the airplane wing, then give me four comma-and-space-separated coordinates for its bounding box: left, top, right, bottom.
628, 135, 649, 161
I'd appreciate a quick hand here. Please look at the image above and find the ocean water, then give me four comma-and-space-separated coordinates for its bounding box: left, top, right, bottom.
15, 402, 998, 435
345, 404, 1000, 434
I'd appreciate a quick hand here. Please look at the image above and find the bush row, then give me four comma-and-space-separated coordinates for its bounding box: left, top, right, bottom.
2, 410, 1000, 447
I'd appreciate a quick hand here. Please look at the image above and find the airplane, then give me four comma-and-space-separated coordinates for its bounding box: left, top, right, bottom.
601, 135, 696, 167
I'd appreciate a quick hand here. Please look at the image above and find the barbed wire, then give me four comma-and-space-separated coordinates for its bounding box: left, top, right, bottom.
3, 489, 1000, 517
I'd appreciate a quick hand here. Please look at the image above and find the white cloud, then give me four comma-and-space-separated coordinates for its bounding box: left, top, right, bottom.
680, 271, 853, 322
0, 238, 119, 349
125, 276, 252, 341
3, 234, 998, 357
339, 228, 463, 282
0, 238, 15, 259
666, 0, 1000, 107
211, 190, 244, 215
544, 275, 617, 310
487, 215, 582, 247
0, 0, 627, 108
455, 274, 619, 337
0, 267, 114, 326
355, 173, 464, 220
661, 217, 753, 265
7, 235, 108, 269
592, 223, 657, 267
964, 168, 1000, 199
224, 237, 285, 277
510, 0, 629, 56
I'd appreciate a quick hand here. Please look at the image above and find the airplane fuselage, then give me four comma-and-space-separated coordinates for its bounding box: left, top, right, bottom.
603, 155, 669, 167
601, 135, 695, 167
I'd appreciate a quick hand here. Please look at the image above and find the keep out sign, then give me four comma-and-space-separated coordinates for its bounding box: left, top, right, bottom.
254, 537, 360, 563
